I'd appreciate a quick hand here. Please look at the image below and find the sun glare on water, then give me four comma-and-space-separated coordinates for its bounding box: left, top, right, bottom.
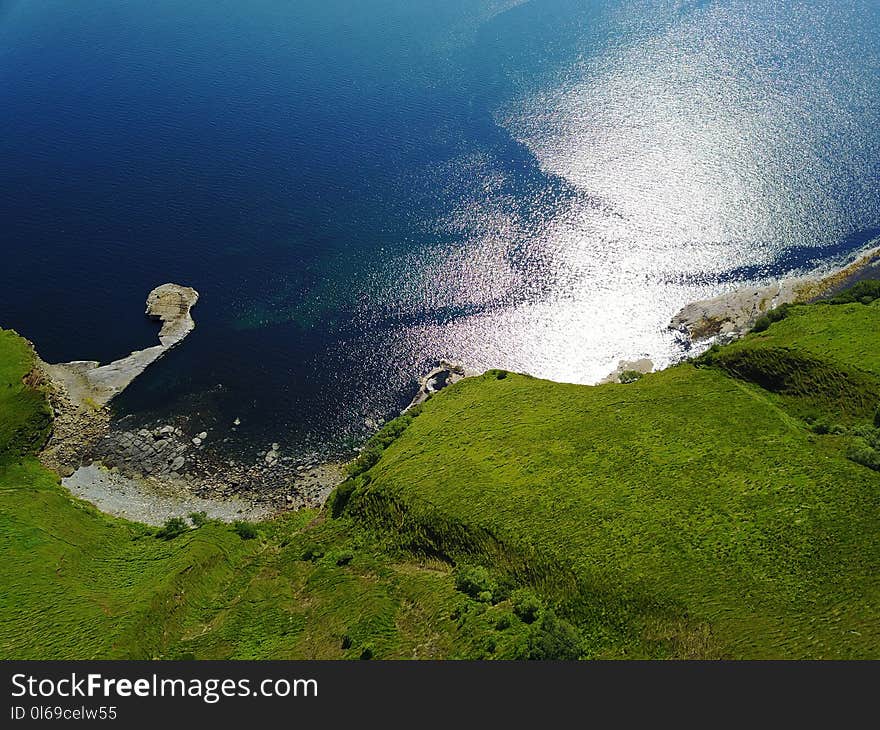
365, 0, 880, 386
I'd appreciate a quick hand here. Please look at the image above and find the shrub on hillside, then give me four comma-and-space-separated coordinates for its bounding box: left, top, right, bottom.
232, 520, 258, 540
618, 370, 644, 384
526, 611, 583, 660
188, 511, 208, 528
850, 424, 880, 450
752, 303, 790, 333
874, 405, 880, 429
848, 445, 880, 472
454, 565, 497, 603
300, 544, 324, 561
511, 589, 544, 624
155, 517, 188, 540
328, 478, 358, 518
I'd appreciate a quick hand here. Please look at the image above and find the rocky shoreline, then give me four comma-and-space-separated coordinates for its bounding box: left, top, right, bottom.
30, 245, 880, 525
65, 412, 345, 522
34, 283, 344, 525
43, 283, 199, 409
669, 244, 880, 345
38, 283, 199, 477
405, 359, 481, 410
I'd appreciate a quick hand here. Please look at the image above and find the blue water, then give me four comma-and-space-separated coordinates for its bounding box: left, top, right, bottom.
2, 0, 879, 457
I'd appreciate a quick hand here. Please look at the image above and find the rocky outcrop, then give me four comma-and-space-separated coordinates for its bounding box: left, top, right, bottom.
599, 358, 654, 384
38, 283, 198, 475
670, 280, 801, 342
670, 246, 880, 344
406, 360, 480, 410
42, 283, 199, 408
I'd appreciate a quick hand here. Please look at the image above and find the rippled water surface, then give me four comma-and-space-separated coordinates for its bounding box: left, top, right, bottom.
1, 0, 879, 455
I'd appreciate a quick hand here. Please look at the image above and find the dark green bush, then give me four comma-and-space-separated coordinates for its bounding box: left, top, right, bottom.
769, 303, 790, 321
232, 521, 258, 540
328, 478, 359, 518
495, 613, 513, 631
301, 544, 324, 561
850, 424, 880, 449
829, 279, 880, 305
874, 405, 880, 429
334, 550, 354, 566
618, 370, 644, 384
511, 589, 544, 624
848, 445, 880, 472
454, 565, 497, 602
155, 517, 188, 540
526, 611, 583, 660
188, 511, 208, 528
752, 303, 790, 333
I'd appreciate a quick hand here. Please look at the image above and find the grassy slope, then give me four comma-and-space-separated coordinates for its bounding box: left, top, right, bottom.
1, 297, 879, 659
0, 330, 495, 660
337, 300, 880, 658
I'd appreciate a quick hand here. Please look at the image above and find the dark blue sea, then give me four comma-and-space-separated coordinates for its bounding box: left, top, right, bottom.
2, 0, 879, 458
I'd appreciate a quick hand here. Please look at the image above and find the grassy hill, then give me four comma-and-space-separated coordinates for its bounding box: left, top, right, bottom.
1, 291, 879, 659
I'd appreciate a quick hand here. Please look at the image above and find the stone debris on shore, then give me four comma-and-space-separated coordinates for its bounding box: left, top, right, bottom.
599, 358, 654, 384
405, 359, 480, 410
63, 464, 272, 526
85, 415, 345, 516
37, 283, 199, 477
670, 245, 880, 344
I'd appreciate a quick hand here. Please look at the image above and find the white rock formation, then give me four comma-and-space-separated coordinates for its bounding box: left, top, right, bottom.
43, 283, 199, 408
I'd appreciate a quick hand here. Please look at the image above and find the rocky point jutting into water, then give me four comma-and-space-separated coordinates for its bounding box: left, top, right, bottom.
406, 360, 480, 410
31, 282, 346, 523
38, 283, 199, 476
670, 245, 880, 344
43, 283, 199, 408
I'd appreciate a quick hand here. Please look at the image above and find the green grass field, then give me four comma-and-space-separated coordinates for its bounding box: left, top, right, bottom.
1, 293, 878, 659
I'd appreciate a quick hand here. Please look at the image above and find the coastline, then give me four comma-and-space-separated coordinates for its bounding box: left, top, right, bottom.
19, 242, 880, 525
669, 244, 880, 346
27, 282, 348, 525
